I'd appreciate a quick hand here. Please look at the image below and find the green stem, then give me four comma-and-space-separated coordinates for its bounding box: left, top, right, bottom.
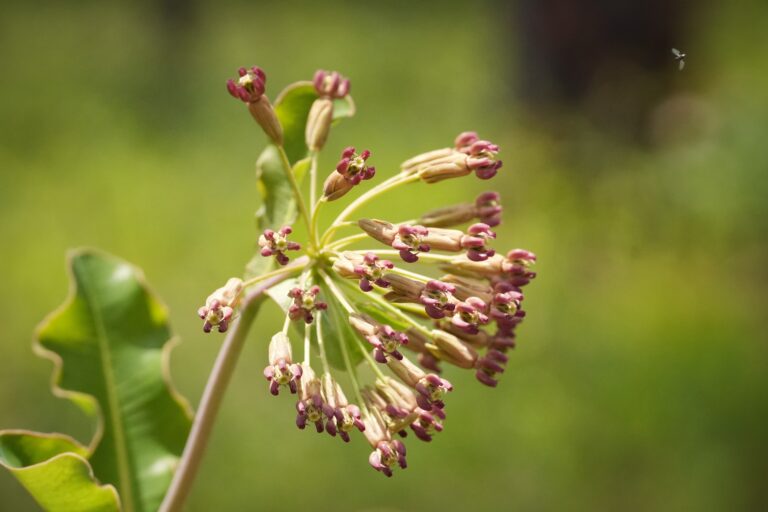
310, 197, 326, 252
317, 272, 367, 407
276, 145, 313, 238
309, 150, 319, 208
337, 278, 433, 339
159, 270, 296, 512
348, 249, 455, 263
320, 173, 419, 245
242, 257, 309, 289
314, 312, 331, 376
319, 271, 386, 380
325, 233, 369, 251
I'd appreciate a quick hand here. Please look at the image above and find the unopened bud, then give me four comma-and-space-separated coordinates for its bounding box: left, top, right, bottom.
417, 153, 472, 183
400, 148, 456, 175
358, 219, 398, 245
306, 97, 334, 151
419, 202, 477, 227
248, 96, 284, 146
385, 274, 425, 302
429, 330, 478, 369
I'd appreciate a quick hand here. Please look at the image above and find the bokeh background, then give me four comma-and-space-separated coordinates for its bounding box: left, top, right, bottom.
2, 0, 767, 510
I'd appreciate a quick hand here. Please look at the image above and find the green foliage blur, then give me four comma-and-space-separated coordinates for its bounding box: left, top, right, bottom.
1, 1, 766, 510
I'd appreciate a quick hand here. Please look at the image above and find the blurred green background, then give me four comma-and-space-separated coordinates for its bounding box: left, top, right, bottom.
1, 0, 767, 510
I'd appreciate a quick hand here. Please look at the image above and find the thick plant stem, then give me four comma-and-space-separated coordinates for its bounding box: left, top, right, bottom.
159, 267, 300, 512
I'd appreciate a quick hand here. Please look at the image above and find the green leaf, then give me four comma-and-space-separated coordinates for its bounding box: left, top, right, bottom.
332, 95, 356, 124
254, 145, 297, 234
265, 276, 364, 370
0, 431, 120, 512
273, 81, 356, 165
245, 145, 293, 279
17, 249, 193, 512
322, 291, 365, 371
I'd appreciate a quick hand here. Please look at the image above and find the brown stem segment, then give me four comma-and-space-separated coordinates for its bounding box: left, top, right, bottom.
159, 258, 307, 512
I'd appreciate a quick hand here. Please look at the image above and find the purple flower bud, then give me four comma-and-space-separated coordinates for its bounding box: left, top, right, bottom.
352, 252, 394, 292
454, 131, 479, 152
490, 285, 523, 323
419, 280, 457, 319
414, 374, 453, 410
313, 69, 351, 99
226, 66, 266, 103
501, 249, 537, 286
458, 135, 502, 180
410, 407, 446, 442
363, 410, 408, 476
475, 191, 503, 227
392, 224, 430, 263
197, 278, 243, 333
322, 374, 365, 442
366, 324, 409, 363
263, 333, 303, 395
258, 226, 301, 266
418, 352, 442, 373
460, 223, 497, 262
335, 147, 376, 186
288, 285, 328, 324
369, 440, 407, 477
296, 365, 327, 433
475, 348, 510, 387
451, 296, 490, 335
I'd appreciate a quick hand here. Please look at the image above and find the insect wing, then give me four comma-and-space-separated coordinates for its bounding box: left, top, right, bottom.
671, 48, 681, 57
678, 59, 685, 71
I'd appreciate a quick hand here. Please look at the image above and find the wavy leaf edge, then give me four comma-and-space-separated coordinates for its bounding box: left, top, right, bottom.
31, 248, 194, 456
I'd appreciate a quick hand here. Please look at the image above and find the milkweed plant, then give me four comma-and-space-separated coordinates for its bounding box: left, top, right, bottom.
0, 66, 537, 511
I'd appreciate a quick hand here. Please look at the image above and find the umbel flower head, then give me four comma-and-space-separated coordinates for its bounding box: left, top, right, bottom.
199, 66, 538, 478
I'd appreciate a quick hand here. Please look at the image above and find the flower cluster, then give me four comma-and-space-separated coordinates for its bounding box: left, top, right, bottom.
200, 65, 537, 478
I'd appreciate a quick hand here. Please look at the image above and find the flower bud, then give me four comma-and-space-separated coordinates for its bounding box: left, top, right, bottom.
358, 219, 398, 245
460, 223, 496, 262
322, 374, 365, 441
296, 365, 326, 433
391, 224, 431, 262
419, 202, 477, 228
386, 356, 426, 388
288, 285, 328, 324
323, 147, 376, 201
400, 148, 456, 175
367, 324, 409, 363
384, 274, 425, 302
429, 329, 478, 369
474, 191, 503, 227
451, 297, 490, 334
313, 70, 350, 99
417, 153, 472, 183
454, 131, 479, 151
248, 96, 284, 146
441, 274, 493, 303
263, 332, 303, 395
305, 97, 334, 151
226, 66, 266, 102
197, 278, 244, 333
226, 66, 283, 145
419, 280, 457, 319
258, 226, 301, 266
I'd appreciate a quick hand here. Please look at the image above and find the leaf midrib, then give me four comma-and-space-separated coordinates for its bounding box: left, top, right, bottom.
79, 267, 136, 512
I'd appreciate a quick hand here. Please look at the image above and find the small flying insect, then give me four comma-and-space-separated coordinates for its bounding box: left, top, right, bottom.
671, 48, 686, 70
